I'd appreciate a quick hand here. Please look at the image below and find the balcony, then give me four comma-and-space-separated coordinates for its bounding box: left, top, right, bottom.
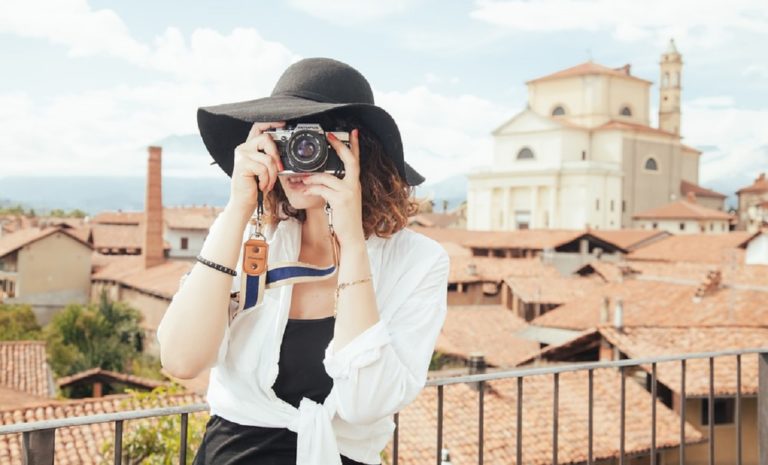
1, 348, 767, 465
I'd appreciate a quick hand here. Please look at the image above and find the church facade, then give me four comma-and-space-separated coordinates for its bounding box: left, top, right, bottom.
468, 40, 713, 231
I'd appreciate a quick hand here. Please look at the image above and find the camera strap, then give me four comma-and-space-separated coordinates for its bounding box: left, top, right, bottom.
237, 189, 340, 313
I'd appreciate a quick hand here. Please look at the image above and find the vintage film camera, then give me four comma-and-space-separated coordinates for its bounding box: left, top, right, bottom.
264, 124, 349, 175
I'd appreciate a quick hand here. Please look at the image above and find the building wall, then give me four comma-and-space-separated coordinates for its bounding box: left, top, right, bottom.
165, 228, 208, 259
621, 136, 682, 227
738, 191, 768, 232
17, 232, 92, 296
636, 218, 729, 235
447, 283, 501, 306
696, 196, 725, 211
679, 396, 758, 465
527, 75, 650, 128
680, 151, 700, 184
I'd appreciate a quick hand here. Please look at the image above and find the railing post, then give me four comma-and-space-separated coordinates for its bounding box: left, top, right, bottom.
22, 429, 55, 465
759, 352, 768, 465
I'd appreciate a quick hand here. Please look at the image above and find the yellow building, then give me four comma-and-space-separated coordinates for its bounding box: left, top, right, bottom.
468, 39, 724, 231
0, 226, 92, 324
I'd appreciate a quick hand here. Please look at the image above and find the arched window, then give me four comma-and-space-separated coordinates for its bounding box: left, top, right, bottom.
517, 148, 535, 160
645, 157, 658, 171
663, 72, 670, 87
551, 106, 565, 116
620, 106, 632, 116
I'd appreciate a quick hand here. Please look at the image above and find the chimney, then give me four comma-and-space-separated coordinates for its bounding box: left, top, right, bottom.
467, 352, 486, 391
600, 296, 611, 324
613, 298, 624, 332
686, 191, 696, 203
694, 269, 721, 301
143, 145, 165, 269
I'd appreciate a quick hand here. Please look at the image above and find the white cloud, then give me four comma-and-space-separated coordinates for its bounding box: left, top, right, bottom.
0, 0, 148, 61
376, 86, 509, 183
683, 98, 768, 185
470, 0, 768, 48
285, 0, 418, 23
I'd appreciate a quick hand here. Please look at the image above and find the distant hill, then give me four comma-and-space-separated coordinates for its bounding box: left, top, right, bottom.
0, 174, 468, 216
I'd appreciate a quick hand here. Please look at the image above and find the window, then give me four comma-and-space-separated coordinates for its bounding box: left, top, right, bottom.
595, 199, 600, 211
610, 200, 615, 212
645, 158, 658, 171
517, 148, 535, 160
620, 106, 632, 116
180, 237, 189, 250
581, 150, 586, 160
622, 200, 626, 213
515, 210, 531, 230
663, 72, 670, 87
701, 398, 735, 425
679, 222, 685, 231
551, 106, 566, 116
652, 222, 658, 229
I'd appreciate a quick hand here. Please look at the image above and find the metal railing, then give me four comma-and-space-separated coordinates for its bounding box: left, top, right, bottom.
2, 348, 767, 465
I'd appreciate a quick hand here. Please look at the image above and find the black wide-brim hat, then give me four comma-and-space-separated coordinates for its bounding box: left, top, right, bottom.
197, 57, 425, 186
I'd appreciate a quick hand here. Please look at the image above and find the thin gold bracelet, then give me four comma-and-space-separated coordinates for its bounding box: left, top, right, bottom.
333, 275, 372, 317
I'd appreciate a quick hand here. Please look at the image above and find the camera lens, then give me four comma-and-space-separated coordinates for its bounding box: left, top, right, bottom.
287, 130, 327, 171
295, 138, 317, 160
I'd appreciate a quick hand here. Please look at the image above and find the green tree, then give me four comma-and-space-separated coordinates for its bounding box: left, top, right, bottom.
45, 290, 145, 378
99, 384, 208, 465
0, 304, 42, 340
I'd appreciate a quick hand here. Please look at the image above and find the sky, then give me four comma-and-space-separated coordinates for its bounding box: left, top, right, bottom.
1, 0, 767, 188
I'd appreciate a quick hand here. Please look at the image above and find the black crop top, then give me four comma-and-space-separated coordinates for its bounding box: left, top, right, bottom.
192, 316, 375, 465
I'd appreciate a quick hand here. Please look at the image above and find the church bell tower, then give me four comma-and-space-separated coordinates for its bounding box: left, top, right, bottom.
658, 38, 682, 135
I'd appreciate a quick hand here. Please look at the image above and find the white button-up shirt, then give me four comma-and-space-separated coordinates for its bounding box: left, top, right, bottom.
158, 212, 449, 465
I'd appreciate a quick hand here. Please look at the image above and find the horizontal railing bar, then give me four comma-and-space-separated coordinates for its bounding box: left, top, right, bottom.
0, 403, 209, 435
427, 348, 768, 386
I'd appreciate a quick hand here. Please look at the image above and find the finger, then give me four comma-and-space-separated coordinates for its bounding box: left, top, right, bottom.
327, 131, 359, 182
302, 172, 346, 191
252, 133, 285, 176
247, 121, 286, 142
239, 157, 271, 191
245, 151, 278, 191
301, 184, 337, 203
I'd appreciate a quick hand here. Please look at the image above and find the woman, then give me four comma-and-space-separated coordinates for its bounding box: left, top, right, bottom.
157, 57, 450, 465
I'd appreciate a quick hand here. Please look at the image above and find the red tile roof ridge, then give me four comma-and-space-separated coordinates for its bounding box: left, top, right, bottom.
526, 61, 653, 85
633, 197, 732, 220
680, 179, 727, 199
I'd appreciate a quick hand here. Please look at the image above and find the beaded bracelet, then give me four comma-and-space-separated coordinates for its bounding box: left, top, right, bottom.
196, 254, 237, 276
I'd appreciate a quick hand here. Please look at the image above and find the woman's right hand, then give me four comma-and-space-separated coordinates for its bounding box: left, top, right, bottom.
228, 121, 286, 212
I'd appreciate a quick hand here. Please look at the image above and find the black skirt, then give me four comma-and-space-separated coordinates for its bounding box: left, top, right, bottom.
192, 316, 377, 465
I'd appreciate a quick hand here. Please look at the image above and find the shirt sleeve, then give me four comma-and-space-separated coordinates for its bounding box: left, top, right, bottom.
322, 247, 450, 425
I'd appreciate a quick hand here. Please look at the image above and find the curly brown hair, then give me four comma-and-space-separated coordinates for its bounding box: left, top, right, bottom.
264, 111, 420, 239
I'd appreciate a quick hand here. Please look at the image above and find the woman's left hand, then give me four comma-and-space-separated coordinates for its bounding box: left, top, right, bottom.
301, 128, 365, 247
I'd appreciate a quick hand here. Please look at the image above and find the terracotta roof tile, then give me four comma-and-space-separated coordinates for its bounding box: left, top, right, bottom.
411, 226, 583, 251
633, 198, 731, 221
628, 232, 754, 264
91, 257, 193, 302
527, 61, 653, 85
0, 386, 49, 409
56, 368, 167, 390
531, 278, 768, 331
588, 229, 670, 251
0, 227, 92, 258
0, 341, 54, 398
90, 211, 142, 225
736, 172, 768, 195
436, 306, 540, 368
680, 180, 727, 199
626, 261, 768, 288
600, 326, 766, 396
504, 275, 604, 304
163, 206, 223, 230
596, 120, 676, 137
449, 256, 560, 283
0, 391, 204, 465
393, 369, 702, 465
408, 213, 461, 228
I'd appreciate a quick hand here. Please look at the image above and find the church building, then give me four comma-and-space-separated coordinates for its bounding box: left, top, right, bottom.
467, 40, 722, 230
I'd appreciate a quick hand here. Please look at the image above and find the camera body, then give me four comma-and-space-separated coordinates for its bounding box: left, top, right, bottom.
264, 124, 349, 175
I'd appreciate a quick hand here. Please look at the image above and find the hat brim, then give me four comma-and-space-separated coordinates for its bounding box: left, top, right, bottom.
197, 95, 425, 186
